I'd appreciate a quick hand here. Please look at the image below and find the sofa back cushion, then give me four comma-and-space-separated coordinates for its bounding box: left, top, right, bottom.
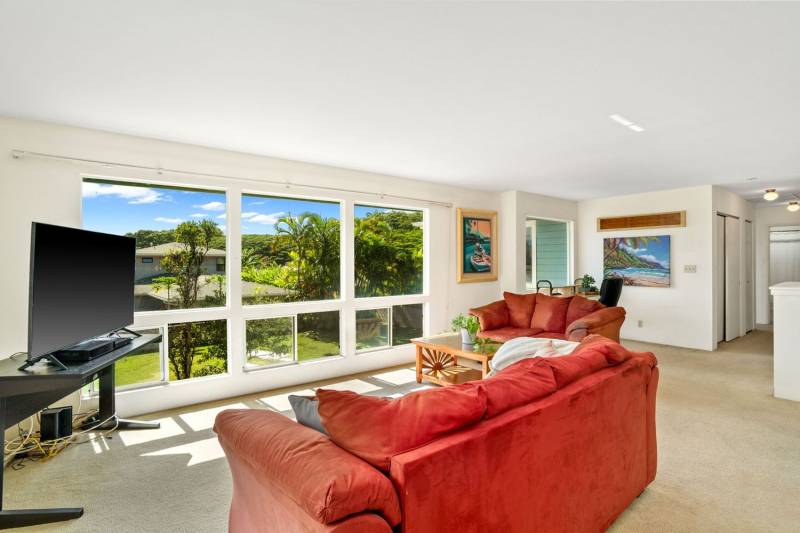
317, 384, 487, 470
503, 292, 537, 328
543, 351, 610, 388
566, 295, 605, 326
531, 294, 572, 333
480, 358, 557, 418
470, 300, 510, 331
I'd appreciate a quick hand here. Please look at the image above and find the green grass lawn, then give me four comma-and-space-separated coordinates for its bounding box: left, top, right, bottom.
116, 333, 340, 384
115, 351, 161, 387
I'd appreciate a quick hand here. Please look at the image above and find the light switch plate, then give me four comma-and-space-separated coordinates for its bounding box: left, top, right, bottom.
684, 264, 697, 273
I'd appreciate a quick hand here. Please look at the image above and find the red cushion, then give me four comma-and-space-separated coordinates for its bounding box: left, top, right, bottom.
503, 292, 537, 328
566, 295, 604, 327
531, 294, 572, 333
470, 300, 509, 330
573, 334, 632, 365
477, 326, 542, 343
317, 385, 486, 470
542, 350, 610, 388
214, 409, 402, 526
480, 359, 557, 418
533, 332, 568, 340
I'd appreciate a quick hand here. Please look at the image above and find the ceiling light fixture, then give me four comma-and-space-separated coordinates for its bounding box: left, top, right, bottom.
788, 201, 799, 212
764, 188, 779, 201
609, 114, 645, 133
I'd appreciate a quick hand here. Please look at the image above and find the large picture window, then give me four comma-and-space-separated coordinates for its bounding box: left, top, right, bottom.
241, 194, 340, 305
354, 205, 423, 297
82, 178, 227, 311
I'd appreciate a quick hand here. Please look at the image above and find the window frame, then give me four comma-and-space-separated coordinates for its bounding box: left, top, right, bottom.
80, 174, 429, 388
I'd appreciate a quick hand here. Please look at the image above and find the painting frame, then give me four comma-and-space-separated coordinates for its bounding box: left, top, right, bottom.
457, 208, 498, 283
603, 235, 671, 288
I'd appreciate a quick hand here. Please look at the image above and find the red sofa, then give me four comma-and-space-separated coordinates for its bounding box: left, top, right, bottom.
214, 337, 658, 532
470, 291, 626, 343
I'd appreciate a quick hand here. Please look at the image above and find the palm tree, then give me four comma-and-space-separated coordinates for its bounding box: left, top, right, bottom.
275, 213, 312, 298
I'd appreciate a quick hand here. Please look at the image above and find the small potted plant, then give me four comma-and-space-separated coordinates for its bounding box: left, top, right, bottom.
451, 313, 480, 345
578, 274, 599, 293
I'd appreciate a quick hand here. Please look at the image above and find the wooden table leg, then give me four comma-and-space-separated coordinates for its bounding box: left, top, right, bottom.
415, 345, 423, 383
482, 359, 490, 378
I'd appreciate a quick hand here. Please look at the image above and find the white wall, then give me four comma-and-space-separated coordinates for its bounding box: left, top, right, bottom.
0, 116, 505, 417
578, 186, 716, 351
754, 204, 800, 324
500, 190, 578, 293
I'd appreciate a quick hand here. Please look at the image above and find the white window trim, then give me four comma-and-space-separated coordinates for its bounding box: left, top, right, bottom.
80, 174, 429, 412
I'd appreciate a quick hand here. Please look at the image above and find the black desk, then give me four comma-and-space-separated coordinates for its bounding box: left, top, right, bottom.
0, 334, 162, 529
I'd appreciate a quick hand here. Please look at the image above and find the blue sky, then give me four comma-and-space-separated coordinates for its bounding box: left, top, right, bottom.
82, 181, 418, 236
619, 236, 670, 269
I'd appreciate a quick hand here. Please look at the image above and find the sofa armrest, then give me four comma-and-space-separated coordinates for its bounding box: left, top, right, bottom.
469, 300, 509, 331
566, 307, 626, 342
214, 409, 401, 528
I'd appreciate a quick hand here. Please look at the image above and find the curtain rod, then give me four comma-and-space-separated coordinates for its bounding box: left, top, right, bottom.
10, 149, 454, 208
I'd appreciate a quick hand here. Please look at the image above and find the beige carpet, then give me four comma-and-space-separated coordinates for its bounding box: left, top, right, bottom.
4, 330, 799, 532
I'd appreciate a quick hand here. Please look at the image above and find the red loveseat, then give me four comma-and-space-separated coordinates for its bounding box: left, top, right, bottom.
214, 337, 658, 532
470, 291, 626, 343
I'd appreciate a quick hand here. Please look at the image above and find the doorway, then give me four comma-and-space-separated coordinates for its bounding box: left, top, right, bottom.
768, 225, 800, 323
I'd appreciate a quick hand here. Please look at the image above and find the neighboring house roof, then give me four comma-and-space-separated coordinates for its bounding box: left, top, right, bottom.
136, 242, 226, 258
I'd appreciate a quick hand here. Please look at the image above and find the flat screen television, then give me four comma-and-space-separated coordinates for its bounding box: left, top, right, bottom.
27, 222, 135, 365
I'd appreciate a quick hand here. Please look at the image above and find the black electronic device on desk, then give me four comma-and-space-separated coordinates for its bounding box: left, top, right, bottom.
0, 222, 161, 530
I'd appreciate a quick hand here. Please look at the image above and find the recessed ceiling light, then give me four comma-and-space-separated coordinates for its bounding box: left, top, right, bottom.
609, 114, 645, 133
609, 114, 634, 127
764, 188, 779, 201
746, 177, 759, 181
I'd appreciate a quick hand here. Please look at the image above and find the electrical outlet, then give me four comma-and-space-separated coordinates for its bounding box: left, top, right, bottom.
684, 264, 697, 273
638, 320, 644, 328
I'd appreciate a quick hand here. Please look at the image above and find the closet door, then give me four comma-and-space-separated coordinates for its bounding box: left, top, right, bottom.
725, 216, 741, 341
745, 220, 754, 333
716, 215, 726, 344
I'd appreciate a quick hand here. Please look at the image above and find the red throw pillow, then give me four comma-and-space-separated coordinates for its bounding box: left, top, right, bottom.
317, 385, 487, 470
566, 295, 604, 327
503, 292, 537, 328
573, 334, 632, 365
480, 359, 557, 418
470, 300, 510, 330
543, 350, 610, 388
531, 294, 572, 333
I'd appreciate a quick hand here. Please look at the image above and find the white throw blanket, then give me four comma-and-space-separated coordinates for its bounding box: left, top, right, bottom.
489, 337, 579, 375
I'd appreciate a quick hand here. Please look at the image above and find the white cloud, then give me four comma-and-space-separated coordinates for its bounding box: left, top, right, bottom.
248, 212, 285, 225
219, 224, 227, 232
216, 213, 226, 219
250, 201, 265, 206
155, 217, 183, 224
241, 212, 258, 219
82, 182, 164, 204
190, 213, 207, 218
193, 201, 225, 211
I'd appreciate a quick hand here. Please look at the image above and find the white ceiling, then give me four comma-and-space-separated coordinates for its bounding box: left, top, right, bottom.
2, 1, 800, 201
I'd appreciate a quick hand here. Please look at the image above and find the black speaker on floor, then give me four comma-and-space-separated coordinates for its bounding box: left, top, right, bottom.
40, 406, 73, 441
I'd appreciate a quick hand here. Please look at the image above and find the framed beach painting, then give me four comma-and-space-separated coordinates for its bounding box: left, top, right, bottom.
457, 208, 498, 283
603, 236, 671, 287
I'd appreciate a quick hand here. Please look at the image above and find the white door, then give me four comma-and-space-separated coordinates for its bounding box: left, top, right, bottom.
716, 215, 726, 344
725, 216, 741, 342
745, 220, 754, 333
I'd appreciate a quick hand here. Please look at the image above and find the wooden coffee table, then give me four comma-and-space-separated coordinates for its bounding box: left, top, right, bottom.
412, 334, 501, 386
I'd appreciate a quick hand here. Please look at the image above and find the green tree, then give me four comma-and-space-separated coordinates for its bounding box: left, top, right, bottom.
151, 275, 177, 309
162, 219, 224, 380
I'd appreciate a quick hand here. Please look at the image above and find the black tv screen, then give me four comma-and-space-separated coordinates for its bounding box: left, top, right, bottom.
28, 222, 135, 362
